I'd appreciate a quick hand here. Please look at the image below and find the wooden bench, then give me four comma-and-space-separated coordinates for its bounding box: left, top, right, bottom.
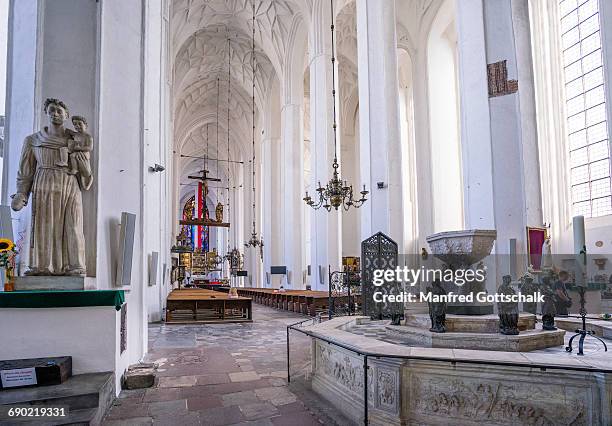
166, 289, 252, 323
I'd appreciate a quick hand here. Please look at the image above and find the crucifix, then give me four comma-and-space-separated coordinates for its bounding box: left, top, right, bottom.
181, 170, 230, 228
188, 168, 221, 183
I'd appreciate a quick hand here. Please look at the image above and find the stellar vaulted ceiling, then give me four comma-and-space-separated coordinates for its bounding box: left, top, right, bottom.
170, 0, 436, 199
171, 0, 311, 196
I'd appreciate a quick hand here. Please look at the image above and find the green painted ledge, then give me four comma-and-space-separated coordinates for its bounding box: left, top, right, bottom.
0, 290, 125, 310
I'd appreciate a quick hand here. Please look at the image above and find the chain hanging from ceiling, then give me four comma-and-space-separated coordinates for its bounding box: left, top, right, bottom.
224, 36, 244, 274
303, 0, 368, 211
244, 0, 264, 261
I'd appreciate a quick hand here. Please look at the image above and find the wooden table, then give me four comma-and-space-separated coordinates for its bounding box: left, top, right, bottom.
166, 289, 252, 323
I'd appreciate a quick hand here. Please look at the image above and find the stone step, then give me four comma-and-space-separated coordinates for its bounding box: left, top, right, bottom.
0, 372, 114, 426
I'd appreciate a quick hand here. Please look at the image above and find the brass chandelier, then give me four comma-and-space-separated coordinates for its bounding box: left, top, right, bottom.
303, 0, 368, 211
244, 0, 264, 257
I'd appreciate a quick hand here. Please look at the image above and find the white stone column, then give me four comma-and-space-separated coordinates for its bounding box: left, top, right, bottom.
262, 79, 282, 288
261, 136, 280, 287
510, 0, 543, 228
455, 0, 542, 282
482, 0, 542, 256
280, 102, 304, 288
455, 0, 495, 229
3, 0, 39, 272
411, 49, 434, 248
309, 0, 341, 290
340, 131, 359, 256
355, 0, 404, 246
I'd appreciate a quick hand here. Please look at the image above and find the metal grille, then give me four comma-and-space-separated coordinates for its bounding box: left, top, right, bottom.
361, 232, 402, 320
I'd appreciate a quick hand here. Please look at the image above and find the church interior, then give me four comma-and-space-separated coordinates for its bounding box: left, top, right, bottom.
0, 0, 612, 425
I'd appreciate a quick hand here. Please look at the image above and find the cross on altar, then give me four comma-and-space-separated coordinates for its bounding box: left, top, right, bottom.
181, 174, 230, 228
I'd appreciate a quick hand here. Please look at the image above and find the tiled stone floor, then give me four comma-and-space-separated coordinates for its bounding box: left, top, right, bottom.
102, 305, 350, 426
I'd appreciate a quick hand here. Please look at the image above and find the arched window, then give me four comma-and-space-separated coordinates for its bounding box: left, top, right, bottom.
559, 0, 612, 217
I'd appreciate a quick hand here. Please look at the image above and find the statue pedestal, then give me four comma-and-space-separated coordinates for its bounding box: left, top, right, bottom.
14, 276, 96, 291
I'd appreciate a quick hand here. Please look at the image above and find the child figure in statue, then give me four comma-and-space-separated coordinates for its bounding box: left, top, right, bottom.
427, 279, 447, 333
519, 273, 538, 315
498, 275, 519, 335
67, 116, 93, 175
541, 275, 557, 330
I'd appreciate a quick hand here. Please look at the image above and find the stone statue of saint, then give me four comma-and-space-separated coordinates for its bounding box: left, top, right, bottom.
427, 279, 447, 333
11, 98, 93, 276
541, 276, 557, 330
519, 273, 538, 314
215, 201, 223, 223
498, 275, 519, 335
541, 237, 553, 271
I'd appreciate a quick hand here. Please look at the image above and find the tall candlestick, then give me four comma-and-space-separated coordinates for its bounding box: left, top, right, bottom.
573, 215, 586, 286
573, 215, 585, 256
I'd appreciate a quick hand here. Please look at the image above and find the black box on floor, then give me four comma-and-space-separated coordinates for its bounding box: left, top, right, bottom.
0, 356, 72, 390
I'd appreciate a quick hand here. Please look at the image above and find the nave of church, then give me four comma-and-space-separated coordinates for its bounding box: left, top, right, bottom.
1, 0, 612, 425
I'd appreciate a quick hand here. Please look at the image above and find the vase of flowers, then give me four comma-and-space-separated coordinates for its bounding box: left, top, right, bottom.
0, 238, 17, 291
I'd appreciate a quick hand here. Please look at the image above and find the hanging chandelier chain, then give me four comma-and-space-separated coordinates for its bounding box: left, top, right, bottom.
216, 77, 220, 179
330, 0, 338, 163
302, 0, 369, 212
245, 0, 264, 256
251, 0, 256, 233
227, 37, 232, 249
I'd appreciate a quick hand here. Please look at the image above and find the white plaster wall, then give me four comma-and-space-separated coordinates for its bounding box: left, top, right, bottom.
97, 0, 147, 373
143, 0, 172, 322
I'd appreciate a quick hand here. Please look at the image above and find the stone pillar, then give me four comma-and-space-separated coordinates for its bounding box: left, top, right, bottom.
455, 0, 495, 230
261, 79, 282, 288
455, 0, 542, 281
281, 102, 304, 288
355, 0, 404, 247
261, 136, 280, 287
483, 0, 542, 256
3, 0, 39, 271
309, 0, 341, 290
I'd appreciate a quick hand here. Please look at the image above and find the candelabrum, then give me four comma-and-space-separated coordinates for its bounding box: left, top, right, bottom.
244, 231, 264, 261
303, 158, 368, 211
565, 245, 608, 355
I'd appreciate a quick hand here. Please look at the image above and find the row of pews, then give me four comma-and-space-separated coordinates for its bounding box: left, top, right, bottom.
235, 288, 361, 317
165, 289, 252, 323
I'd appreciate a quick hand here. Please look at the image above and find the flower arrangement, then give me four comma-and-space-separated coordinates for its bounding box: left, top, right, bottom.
0, 238, 18, 291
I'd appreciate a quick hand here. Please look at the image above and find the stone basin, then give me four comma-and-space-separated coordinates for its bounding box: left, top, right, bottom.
426, 229, 497, 267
